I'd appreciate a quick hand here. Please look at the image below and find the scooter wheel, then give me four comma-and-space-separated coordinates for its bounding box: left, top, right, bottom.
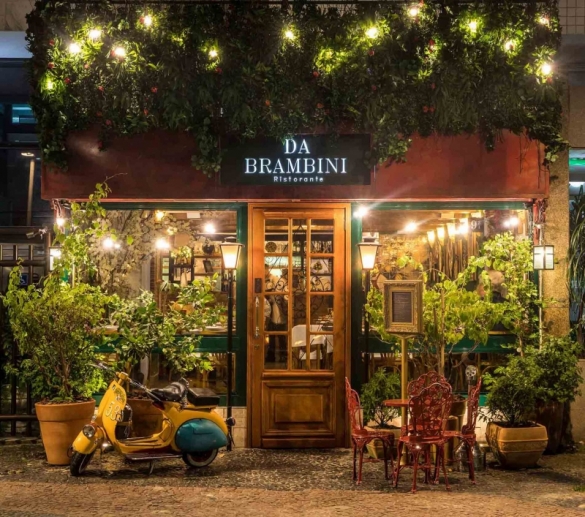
70, 451, 95, 476
182, 449, 218, 468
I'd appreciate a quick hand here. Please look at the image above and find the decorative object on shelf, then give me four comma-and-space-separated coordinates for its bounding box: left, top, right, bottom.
171, 245, 193, 264
265, 241, 277, 253
202, 239, 215, 256
27, 1, 564, 176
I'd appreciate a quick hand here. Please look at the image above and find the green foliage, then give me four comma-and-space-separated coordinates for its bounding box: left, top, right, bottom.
2, 268, 108, 402
360, 369, 401, 428
569, 186, 585, 343
483, 353, 542, 427
26, 1, 565, 176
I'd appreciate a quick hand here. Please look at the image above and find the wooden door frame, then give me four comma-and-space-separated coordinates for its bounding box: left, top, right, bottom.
247, 202, 352, 448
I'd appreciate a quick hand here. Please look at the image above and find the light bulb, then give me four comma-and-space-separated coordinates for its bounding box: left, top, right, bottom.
355, 206, 369, 218
55, 217, 66, 228
366, 27, 379, 39
209, 49, 218, 59
46, 79, 54, 90
538, 15, 550, 26
284, 29, 295, 41
541, 62, 552, 76
504, 40, 515, 52
408, 6, 420, 17
468, 20, 478, 33
89, 29, 102, 41
113, 46, 126, 58
155, 210, 165, 221
427, 230, 436, 245
156, 238, 170, 250
68, 42, 81, 54
143, 15, 153, 27
404, 221, 418, 233
504, 216, 520, 228
114, 242, 121, 249
204, 222, 216, 234
458, 218, 469, 234
103, 237, 114, 249
447, 222, 457, 238
437, 226, 445, 242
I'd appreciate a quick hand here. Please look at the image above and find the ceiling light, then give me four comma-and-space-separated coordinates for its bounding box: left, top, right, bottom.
204, 222, 216, 234
156, 238, 170, 250
21, 152, 34, 157
355, 206, 369, 218
366, 27, 379, 39
404, 221, 418, 233
154, 210, 165, 221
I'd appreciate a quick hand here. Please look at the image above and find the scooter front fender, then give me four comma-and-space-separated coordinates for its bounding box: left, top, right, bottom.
71, 425, 105, 455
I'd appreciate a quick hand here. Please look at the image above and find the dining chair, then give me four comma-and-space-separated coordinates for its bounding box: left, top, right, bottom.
407, 371, 450, 397
393, 382, 453, 493
442, 378, 483, 484
345, 377, 394, 485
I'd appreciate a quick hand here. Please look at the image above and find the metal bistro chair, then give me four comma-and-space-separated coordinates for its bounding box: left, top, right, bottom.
442, 378, 483, 484
393, 382, 453, 493
345, 377, 395, 485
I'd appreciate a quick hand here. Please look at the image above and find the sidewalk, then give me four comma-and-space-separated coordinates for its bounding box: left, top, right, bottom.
0, 445, 584, 516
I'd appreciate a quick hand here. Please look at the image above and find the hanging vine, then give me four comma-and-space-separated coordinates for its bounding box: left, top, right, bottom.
27, 0, 565, 176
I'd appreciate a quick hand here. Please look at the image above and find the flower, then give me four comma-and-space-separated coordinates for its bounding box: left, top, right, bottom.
368, 49, 375, 56
317, 103, 324, 109
64, 77, 71, 84
423, 106, 429, 113
313, 71, 320, 78
143, 109, 149, 115
48, 62, 55, 69
265, 99, 271, 107
49, 39, 55, 46
215, 67, 222, 74
151, 87, 158, 93
105, 119, 112, 126
98, 86, 104, 92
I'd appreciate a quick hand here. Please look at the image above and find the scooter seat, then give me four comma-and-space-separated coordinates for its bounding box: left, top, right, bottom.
151, 383, 184, 402
186, 387, 220, 407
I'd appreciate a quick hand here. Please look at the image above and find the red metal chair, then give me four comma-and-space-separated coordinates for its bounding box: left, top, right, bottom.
442, 378, 483, 484
345, 377, 395, 485
393, 382, 453, 493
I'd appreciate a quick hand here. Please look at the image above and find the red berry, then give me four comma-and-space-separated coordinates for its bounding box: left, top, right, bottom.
49, 39, 55, 47
143, 109, 149, 115
139, 16, 145, 24
371, 85, 377, 91
105, 119, 112, 126
317, 103, 324, 109
98, 86, 104, 92
429, 39, 435, 46
368, 50, 375, 56
429, 106, 435, 113
265, 100, 271, 107
546, 77, 553, 84
215, 67, 222, 74
431, 82, 436, 89
96, 111, 102, 117
423, 106, 429, 113
48, 62, 55, 69
313, 71, 320, 78
151, 87, 158, 93
64, 77, 71, 84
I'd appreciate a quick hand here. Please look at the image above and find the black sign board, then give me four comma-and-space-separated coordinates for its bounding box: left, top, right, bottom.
383, 280, 423, 335
220, 135, 371, 186
392, 292, 413, 323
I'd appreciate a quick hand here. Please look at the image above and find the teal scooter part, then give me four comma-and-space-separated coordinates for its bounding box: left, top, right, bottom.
175, 418, 228, 452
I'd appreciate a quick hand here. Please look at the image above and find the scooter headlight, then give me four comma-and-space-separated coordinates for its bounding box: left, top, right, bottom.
225, 416, 236, 427
82, 424, 96, 439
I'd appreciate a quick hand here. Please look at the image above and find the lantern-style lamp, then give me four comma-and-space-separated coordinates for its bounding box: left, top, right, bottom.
219, 236, 243, 271
357, 237, 381, 271
533, 245, 554, 270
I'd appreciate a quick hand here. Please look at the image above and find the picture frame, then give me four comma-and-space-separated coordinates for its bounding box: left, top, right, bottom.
383, 280, 423, 335
203, 259, 214, 273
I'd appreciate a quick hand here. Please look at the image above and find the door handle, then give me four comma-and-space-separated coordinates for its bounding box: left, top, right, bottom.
254, 296, 260, 338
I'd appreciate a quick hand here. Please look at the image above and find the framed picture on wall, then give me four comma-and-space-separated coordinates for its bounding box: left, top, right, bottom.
203, 259, 214, 273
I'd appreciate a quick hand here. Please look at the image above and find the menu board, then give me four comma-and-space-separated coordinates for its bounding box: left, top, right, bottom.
383, 280, 423, 335
391, 291, 412, 323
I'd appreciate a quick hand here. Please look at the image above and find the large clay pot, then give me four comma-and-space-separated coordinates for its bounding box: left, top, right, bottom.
35, 400, 95, 466
535, 401, 564, 454
127, 398, 163, 437
486, 421, 548, 469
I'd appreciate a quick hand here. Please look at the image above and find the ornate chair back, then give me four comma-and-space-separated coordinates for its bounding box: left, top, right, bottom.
407, 371, 449, 397
345, 377, 364, 433
461, 378, 482, 435
408, 382, 453, 441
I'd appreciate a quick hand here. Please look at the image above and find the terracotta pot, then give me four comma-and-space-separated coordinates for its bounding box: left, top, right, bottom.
127, 398, 163, 437
486, 421, 548, 469
35, 400, 95, 466
535, 401, 564, 454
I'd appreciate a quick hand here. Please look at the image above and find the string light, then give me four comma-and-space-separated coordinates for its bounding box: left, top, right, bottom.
88, 29, 101, 41
55, 217, 66, 228
504, 216, 520, 228
68, 42, 81, 54
354, 206, 369, 218
427, 230, 436, 245
46, 79, 54, 90
284, 29, 295, 41
142, 14, 153, 27
156, 238, 171, 250
541, 62, 553, 76
408, 5, 420, 18
458, 218, 469, 235
209, 49, 218, 59
404, 221, 418, 233
154, 210, 165, 221
366, 26, 379, 39
204, 222, 216, 234
102, 237, 115, 249
468, 20, 478, 33
113, 46, 126, 58
538, 15, 550, 26
504, 40, 515, 52
436, 226, 446, 243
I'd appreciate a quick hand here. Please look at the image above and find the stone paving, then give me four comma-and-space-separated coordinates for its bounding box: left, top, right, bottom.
0, 444, 584, 516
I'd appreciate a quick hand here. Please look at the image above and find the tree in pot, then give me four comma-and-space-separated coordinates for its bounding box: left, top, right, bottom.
2, 268, 108, 465
483, 353, 548, 469
360, 369, 401, 459
531, 336, 583, 454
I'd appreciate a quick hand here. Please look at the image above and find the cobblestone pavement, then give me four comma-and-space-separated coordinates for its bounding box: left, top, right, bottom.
0, 444, 584, 516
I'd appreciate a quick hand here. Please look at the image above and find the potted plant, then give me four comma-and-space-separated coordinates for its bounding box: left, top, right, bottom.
483, 353, 548, 468
360, 369, 401, 459
3, 269, 108, 465
532, 336, 583, 454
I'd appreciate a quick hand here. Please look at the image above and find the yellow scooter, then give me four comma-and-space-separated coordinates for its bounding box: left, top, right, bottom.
70, 363, 234, 476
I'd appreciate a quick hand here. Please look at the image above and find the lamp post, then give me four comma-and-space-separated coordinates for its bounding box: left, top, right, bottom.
357, 237, 381, 383
219, 236, 243, 451
533, 244, 554, 347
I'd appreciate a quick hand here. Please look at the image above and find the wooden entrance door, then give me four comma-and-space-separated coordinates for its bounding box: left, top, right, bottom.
249, 204, 349, 448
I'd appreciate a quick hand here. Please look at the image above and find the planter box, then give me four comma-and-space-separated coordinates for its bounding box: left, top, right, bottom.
486, 421, 548, 469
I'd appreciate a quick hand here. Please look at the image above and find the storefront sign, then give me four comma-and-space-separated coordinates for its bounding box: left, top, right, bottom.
221, 135, 371, 186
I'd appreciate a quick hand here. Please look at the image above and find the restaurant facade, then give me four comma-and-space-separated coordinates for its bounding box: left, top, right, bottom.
42, 127, 547, 448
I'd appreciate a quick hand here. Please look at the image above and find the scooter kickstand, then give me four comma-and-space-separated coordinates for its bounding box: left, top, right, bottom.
147, 460, 155, 476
